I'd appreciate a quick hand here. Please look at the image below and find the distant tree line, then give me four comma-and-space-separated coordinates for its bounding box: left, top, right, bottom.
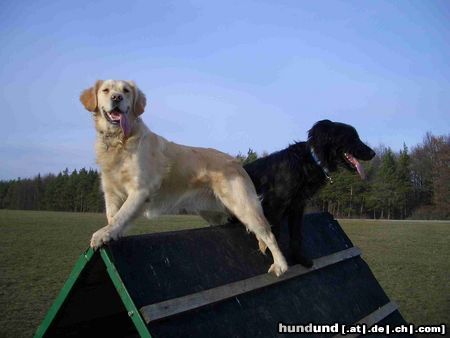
0, 132, 448, 219
0, 168, 104, 213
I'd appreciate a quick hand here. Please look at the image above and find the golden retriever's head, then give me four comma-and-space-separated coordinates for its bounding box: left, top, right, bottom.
80, 80, 146, 138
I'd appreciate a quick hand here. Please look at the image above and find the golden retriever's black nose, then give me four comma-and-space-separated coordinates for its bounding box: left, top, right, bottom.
111, 94, 123, 102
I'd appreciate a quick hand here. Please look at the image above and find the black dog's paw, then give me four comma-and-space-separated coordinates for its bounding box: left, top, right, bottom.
290, 245, 313, 268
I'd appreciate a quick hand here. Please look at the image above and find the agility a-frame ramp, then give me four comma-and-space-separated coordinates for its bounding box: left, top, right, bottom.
35, 212, 408, 337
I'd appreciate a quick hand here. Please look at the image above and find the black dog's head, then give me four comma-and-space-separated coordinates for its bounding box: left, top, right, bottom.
307, 119, 375, 179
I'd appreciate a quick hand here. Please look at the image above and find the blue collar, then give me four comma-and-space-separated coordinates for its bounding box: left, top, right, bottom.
310, 147, 333, 184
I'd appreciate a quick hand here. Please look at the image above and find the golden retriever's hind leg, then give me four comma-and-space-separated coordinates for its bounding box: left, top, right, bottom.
213, 176, 288, 277
253, 221, 288, 277
257, 238, 268, 255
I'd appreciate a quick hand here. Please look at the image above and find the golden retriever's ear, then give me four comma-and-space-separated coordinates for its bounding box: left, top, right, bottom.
80, 80, 103, 112
127, 81, 147, 116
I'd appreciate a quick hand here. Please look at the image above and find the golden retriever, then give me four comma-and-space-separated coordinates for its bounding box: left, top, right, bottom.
80, 80, 288, 276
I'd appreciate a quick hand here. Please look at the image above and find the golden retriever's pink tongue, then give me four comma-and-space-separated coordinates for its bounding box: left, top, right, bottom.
119, 114, 131, 138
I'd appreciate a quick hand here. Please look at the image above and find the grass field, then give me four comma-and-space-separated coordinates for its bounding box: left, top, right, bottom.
0, 210, 449, 337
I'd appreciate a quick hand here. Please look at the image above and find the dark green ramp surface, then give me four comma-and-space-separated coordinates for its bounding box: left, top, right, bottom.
35, 212, 409, 337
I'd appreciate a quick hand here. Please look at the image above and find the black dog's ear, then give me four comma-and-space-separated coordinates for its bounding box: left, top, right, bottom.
307, 119, 337, 171
308, 119, 334, 144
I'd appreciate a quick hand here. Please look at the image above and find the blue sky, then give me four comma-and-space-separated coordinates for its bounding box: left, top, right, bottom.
1, 0, 449, 180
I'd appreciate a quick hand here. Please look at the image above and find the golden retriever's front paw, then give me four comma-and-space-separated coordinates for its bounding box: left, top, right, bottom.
268, 262, 288, 277
90, 226, 119, 250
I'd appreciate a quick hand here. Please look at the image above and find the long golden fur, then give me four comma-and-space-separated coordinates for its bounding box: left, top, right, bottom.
80, 80, 288, 276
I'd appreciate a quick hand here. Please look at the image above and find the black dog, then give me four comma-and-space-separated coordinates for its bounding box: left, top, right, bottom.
244, 120, 375, 267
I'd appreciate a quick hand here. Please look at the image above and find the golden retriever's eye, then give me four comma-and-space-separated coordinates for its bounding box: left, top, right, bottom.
102, 88, 109, 94
124, 88, 130, 93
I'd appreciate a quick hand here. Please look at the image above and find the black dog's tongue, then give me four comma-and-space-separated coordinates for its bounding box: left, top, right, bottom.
346, 153, 366, 180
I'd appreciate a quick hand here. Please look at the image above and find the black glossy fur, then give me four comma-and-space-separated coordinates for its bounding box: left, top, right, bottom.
244, 120, 375, 267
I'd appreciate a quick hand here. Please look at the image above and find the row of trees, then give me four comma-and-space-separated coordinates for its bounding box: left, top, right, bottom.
0, 168, 104, 213
0, 132, 448, 219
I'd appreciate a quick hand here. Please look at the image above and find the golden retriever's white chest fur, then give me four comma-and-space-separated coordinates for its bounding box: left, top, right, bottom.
96, 136, 142, 198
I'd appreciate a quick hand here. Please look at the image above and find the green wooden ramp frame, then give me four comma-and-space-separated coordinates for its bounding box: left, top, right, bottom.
34, 248, 151, 338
